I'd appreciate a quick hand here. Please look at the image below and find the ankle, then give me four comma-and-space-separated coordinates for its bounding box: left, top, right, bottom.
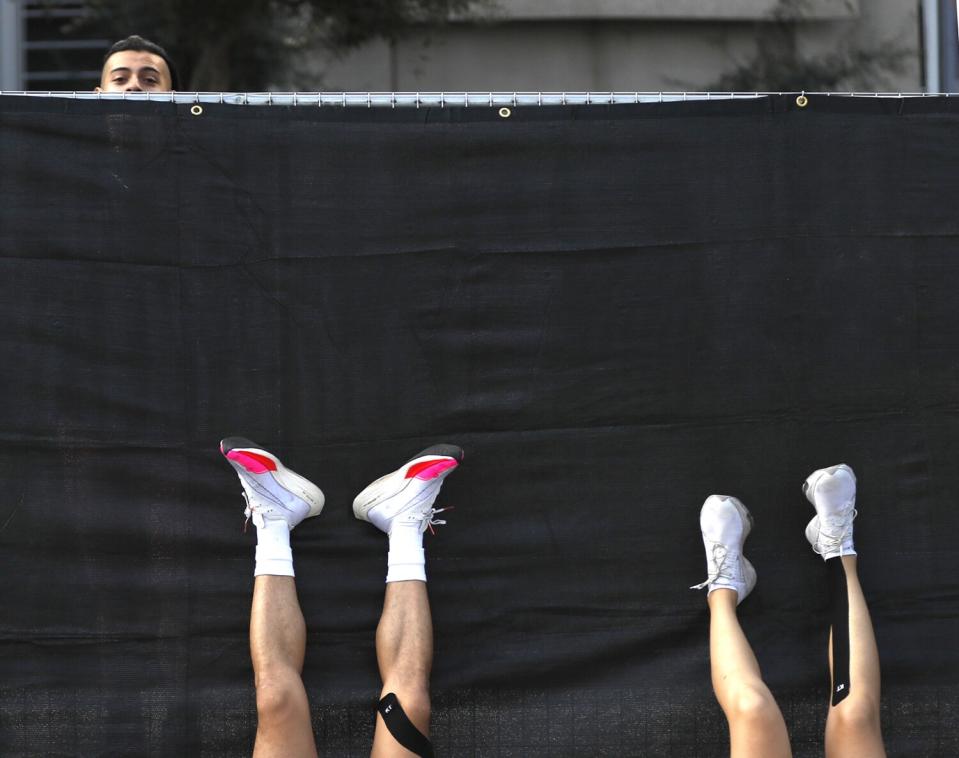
386, 522, 426, 583
254, 519, 294, 577
707, 587, 740, 612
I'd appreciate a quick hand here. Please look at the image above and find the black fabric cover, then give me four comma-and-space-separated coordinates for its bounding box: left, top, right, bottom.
1, 93, 958, 757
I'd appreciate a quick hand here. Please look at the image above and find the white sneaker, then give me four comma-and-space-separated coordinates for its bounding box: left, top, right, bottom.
220, 437, 324, 530
353, 444, 463, 534
691, 495, 757, 605
803, 463, 857, 560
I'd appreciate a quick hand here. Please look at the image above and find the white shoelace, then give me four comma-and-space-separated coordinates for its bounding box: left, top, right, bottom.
411, 506, 451, 535
690, 542, 738, 590
813, 502, 858, 556
242, 491, 272, 531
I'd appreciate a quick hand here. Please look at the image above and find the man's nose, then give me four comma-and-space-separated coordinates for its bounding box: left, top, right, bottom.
124, 81, 143, 92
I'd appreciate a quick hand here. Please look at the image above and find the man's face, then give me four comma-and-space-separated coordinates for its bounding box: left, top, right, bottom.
96, 50, 173, 92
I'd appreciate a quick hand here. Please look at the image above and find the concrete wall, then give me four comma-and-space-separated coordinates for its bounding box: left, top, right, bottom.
278, 0, 921, 93
467, 0, 861, 21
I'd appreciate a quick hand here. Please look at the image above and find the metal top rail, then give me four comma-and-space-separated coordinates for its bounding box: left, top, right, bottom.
0, 90, 956, 107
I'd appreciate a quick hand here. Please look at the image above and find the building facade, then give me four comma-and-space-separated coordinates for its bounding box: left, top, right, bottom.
2, 0, 957, 93
291, 0, 951, 94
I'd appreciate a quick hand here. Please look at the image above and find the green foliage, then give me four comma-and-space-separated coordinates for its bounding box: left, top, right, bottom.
706, 0, 912, 91
709, 38, 914, 92
79, 0, 477, 90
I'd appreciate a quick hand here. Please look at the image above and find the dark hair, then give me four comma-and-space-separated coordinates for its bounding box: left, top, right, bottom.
102, 35, 181, 90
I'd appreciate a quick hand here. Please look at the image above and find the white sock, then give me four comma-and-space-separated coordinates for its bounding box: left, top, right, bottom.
254, 518, 294, 577
386, 522, 426, 583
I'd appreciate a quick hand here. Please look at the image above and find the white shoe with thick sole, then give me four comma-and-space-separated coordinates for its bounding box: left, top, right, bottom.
691, 495, 757, 605
220, 437, 324, 530
353, 444, 463, 535
803, 463, 857, 560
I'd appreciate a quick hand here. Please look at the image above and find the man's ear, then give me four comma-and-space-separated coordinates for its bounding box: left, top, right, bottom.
94, 86, 102, 93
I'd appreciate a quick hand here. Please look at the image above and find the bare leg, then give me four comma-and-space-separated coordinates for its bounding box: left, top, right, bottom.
220, 439, 323, 757
823, 556, 886, 758
250, 575, 318, 758
370, 580, 433, 758
352, 444, 462, 757
708, 589, 792, 758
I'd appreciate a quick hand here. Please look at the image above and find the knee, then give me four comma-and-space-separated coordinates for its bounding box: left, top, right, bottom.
255, 673, 306, 728
830, 696, 881, 734
727, 683, 781, 727
384, 685, 431, 729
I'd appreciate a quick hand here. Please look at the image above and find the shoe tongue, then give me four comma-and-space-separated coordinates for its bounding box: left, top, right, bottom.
818, 499, 853, 526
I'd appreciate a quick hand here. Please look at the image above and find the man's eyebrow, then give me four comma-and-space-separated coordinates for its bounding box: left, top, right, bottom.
109, 66, 162, 75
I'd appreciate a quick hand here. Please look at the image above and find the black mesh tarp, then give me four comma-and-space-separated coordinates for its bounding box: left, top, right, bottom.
1, 93, 957, 757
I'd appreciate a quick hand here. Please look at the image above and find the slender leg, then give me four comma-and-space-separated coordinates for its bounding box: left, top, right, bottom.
370, 581, 433, 757
802, 464, 885, 757
250, 575, 318, 758
220, 439, 324, 757
693, 495, 791, 757
352, 444, 462, 757
709, 590, 793, 758
823, 556, 886, 758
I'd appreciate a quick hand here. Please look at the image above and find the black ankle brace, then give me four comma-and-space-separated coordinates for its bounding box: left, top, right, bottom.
827, 557, 851, 706
378, 692, 435, 758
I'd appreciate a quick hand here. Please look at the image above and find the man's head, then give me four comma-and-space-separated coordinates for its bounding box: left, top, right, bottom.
96, 35, 180, 92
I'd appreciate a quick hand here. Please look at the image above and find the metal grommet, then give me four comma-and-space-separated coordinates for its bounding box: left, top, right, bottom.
498, 107, 511, 118
796, 95, 808, 108
190, 104, 203, 115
